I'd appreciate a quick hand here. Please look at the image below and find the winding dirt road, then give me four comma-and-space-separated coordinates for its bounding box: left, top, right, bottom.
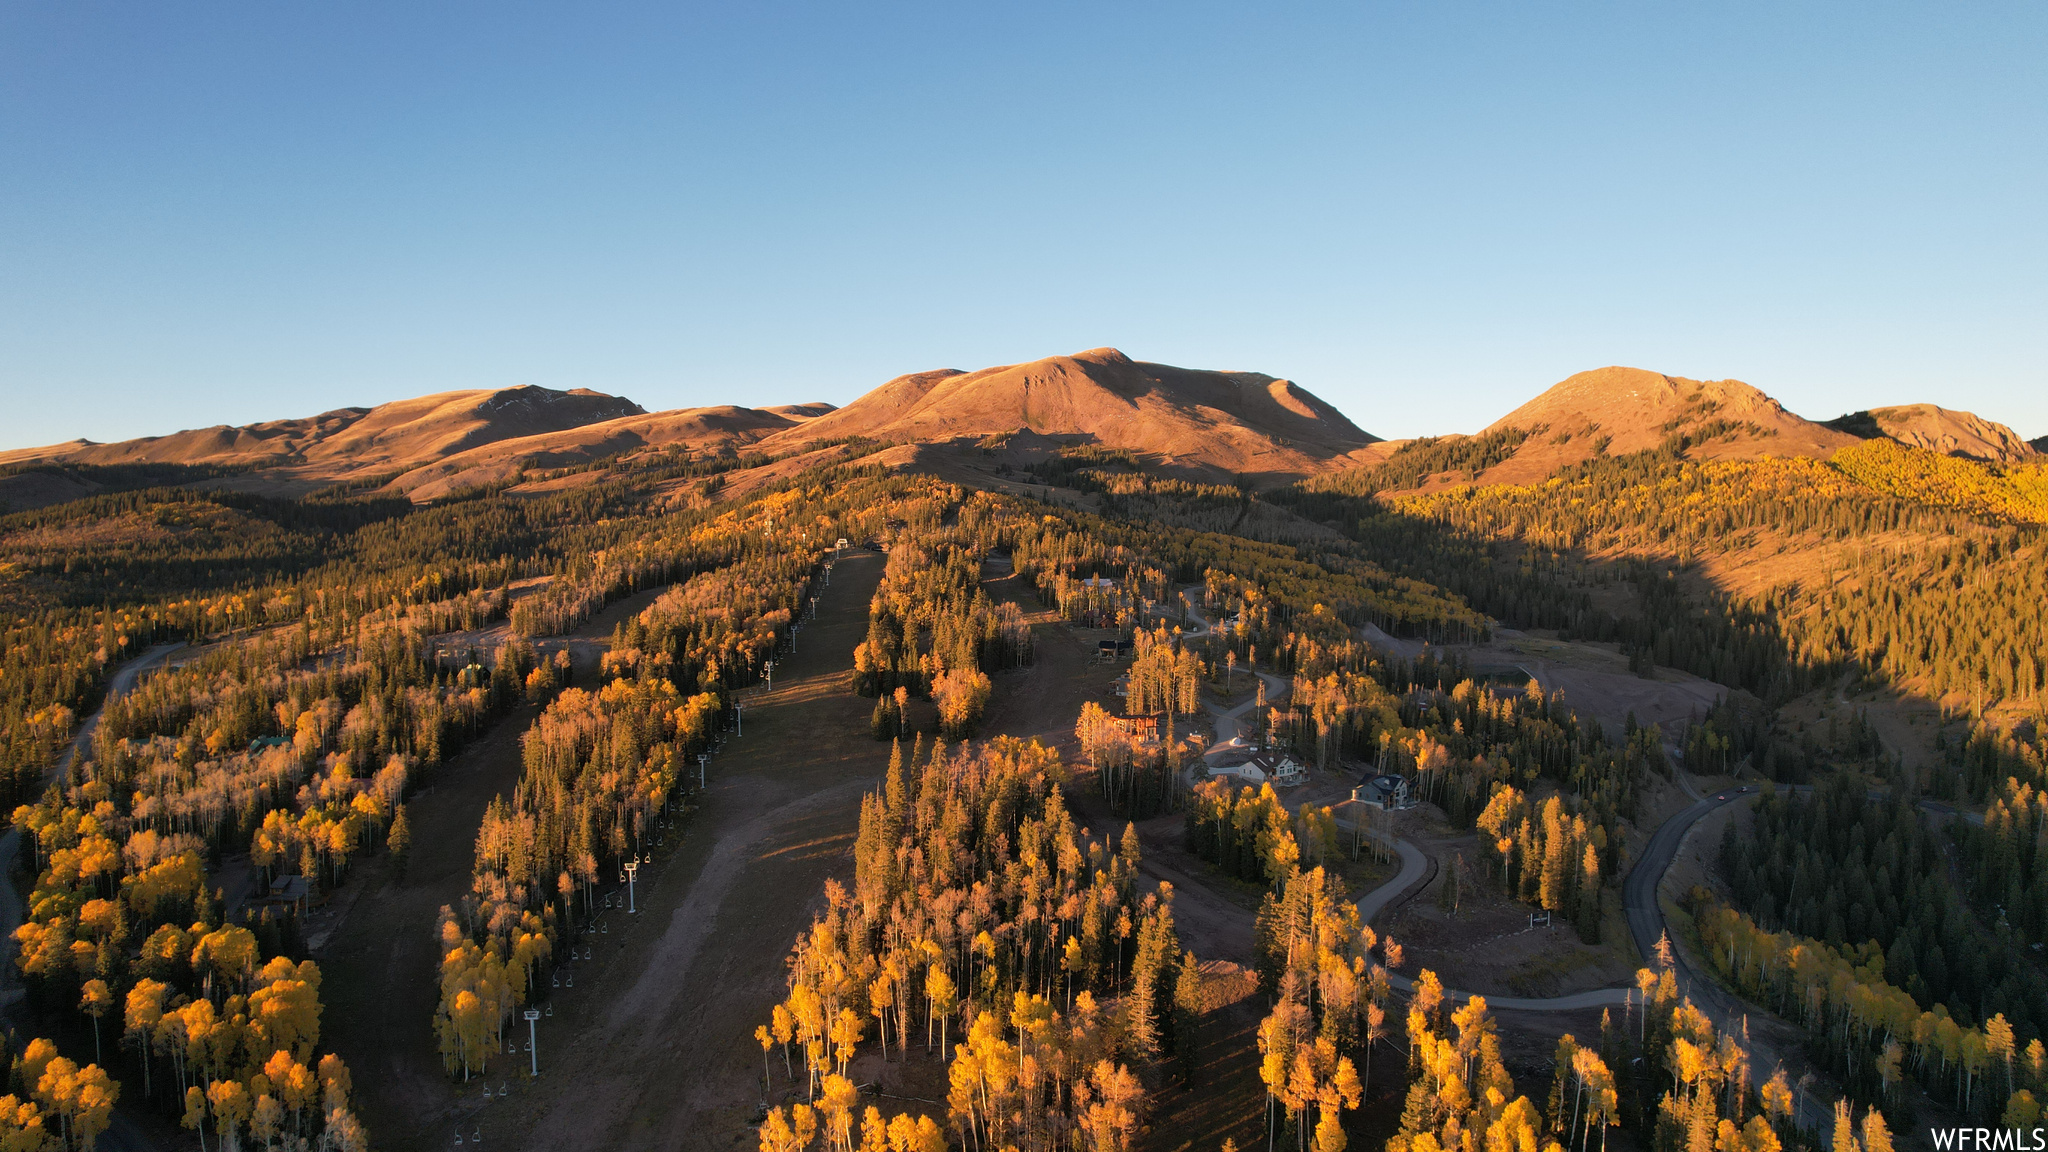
3, 642, 184, 1151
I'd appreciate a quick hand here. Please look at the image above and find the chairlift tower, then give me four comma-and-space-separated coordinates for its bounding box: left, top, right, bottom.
524, 1009, 542, 1077
623, 862, 638, 914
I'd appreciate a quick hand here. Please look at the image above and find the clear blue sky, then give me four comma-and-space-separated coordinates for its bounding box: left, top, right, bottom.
3, 2, 2043, 450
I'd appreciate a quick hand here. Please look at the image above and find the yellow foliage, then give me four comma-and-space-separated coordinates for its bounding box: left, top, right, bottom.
1831, 439, 2048, 525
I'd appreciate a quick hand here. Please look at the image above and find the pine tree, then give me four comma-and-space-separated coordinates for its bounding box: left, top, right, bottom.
388, 804, 412, 873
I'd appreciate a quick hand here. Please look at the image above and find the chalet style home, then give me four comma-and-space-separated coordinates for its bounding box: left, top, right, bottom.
1356, 773, 1414, 810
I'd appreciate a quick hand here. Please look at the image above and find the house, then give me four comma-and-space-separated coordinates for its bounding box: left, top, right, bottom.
1112, 714, 1162, 742
244, 874, 312, 922
1082, 575, 1118, 591
1249, 751, 1308, 787
1208, 761, 1267, 785
1355, 773, 1414, 810
1096, 639, 1133, 659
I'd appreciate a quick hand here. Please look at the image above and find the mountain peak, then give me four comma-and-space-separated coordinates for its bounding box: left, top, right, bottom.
755, 349, 1376, 483
1826, 403, 2038, 464
1464, 367, 1858, 484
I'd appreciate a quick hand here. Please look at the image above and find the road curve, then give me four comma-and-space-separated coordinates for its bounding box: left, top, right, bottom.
1348, 781, 1836, 1133
1357, 838, 1429, 925
4, 642, 183, 1151
1349, 827, 1633, 1010
1346, 777, 1751, 1014
52, 641, 183, 778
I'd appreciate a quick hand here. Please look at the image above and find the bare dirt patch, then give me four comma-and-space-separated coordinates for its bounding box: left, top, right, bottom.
1382, 819, 1637, 1000
322, 558, 889, 1152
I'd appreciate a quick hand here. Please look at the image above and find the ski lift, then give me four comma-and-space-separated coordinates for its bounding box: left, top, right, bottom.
544, 1003, 554, 1017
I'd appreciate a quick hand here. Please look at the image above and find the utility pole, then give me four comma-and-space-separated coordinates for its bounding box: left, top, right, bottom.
524, 1009, 541, 1077
623, 861, 638, 913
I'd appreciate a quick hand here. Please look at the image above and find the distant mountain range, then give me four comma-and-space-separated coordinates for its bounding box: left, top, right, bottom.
0, 350, 2036, 512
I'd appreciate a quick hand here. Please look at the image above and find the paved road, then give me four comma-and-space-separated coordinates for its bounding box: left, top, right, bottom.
4, 642, 183, 1152
1178, 591, 1289, 764
1357, 837, 1429, 925
3, 641, 183, 976
1193, 590, 1969, 1135
1345, 778, 1851, 1133
52, 642, 183, 779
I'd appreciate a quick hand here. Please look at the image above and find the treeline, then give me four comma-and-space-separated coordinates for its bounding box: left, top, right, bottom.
1300, 426, 1534, 495
1717, 778, 2048, 1046
1938, 718, 2048, 806
11, 760, 369, 1148
1269, 637, 1645, 832
1074, 702, 1187, 821
759, 736, 1190, 1152
856, 530, 1029, 740
1274, 446, 2048, 723
0, 1032, 124, 1149
603, 551, 815, 692
1830, 439, 2048, 528
440, 545, 823, 1076
2, 597, 496, 1146
1251, 866, 1385, 1150
1587, 956, 1821, 1152
0, 474, 671, 804
1698, 900, 2046, 1125
1474, 785, 1613, 943
0, 605, 170, 806
505, 502, 778, 638
1183, 780, 1349, 889
436, 677, 695, 1077
1007, 499, 1490, 645
1959, 776, 2048, 951
438, 467, 925, 1078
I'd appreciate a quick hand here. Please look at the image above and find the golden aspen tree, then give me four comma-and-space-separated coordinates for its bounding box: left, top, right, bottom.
79, 980, 112, 1064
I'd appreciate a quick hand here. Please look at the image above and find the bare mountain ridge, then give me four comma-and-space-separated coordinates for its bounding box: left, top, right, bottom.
4, 356, 2034, 512
390, 403, 821, 501
1823, 404, 2039, 464
1461, 366, 1859, 485
755, 347, 1380, 483
0, 348, 1377, 504
0, 385, 648, 475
